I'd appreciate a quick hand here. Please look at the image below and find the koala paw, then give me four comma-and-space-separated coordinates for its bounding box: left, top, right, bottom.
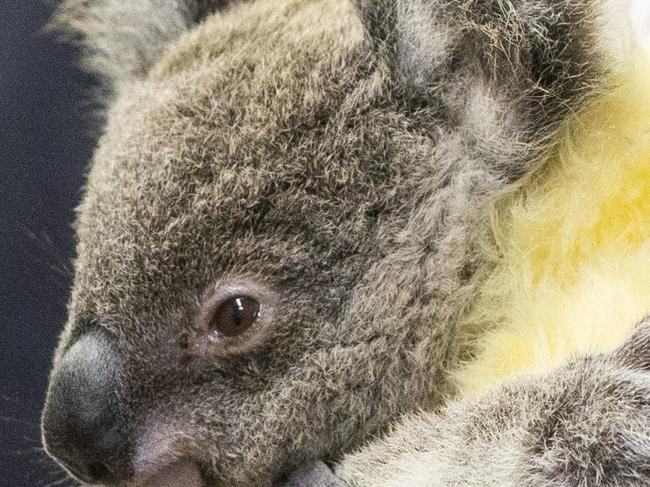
609, 316, 650, 372
526, 318, 650, 486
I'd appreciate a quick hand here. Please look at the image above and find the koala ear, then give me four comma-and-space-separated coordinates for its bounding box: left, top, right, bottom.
51, 0, 226, 95
352, 0, 397, 52
352, 0, 455, 95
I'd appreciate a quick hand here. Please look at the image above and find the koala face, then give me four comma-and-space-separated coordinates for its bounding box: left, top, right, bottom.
42, 1, 454, 486
43, 0, 605, 482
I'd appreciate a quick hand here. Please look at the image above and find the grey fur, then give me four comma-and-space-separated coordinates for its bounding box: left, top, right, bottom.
280, 460, 345, 487
50, 0, 230, 97
41, 0, 647, 486
336, 318, 650, 486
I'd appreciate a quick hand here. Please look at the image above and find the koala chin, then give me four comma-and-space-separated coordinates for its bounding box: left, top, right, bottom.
41, 0, 650, 486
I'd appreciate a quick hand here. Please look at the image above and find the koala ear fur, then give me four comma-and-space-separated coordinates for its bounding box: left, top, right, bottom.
51, 0, 227, 95
352, 0, 398, 52
353, 0, 454, 95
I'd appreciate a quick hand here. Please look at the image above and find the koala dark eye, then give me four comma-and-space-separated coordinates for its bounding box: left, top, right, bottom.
195, 280, 276, 356
212, 297, 260, 337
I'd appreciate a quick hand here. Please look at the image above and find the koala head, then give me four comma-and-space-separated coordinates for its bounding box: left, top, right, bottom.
40, 0, 536, 485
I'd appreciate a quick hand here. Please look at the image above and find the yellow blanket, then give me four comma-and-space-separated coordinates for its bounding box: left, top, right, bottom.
456, 53, 650, 394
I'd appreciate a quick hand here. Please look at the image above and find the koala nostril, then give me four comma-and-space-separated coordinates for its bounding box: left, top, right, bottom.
87, 461, 112, 482
42, 331, 133, 483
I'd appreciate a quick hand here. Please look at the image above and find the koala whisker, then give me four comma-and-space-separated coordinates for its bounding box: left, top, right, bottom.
21, 226, 73, 278
40, 475, 77, 487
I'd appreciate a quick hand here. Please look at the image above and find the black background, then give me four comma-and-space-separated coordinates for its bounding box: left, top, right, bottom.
1, 1, 96, 484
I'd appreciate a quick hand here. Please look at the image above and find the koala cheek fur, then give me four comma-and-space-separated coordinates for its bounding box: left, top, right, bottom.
41, 0, 650, 486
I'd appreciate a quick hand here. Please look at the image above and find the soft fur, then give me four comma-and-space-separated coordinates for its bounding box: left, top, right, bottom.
337, 323, 650, 486
41, 0, 650, 486
336, 49, 650, 487
456, 55, 650, 393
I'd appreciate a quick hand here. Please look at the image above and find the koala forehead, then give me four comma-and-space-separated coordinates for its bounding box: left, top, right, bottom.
66, 1, 415, 353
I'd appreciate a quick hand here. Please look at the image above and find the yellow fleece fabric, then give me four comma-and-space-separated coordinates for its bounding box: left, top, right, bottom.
456, 54, 650, 394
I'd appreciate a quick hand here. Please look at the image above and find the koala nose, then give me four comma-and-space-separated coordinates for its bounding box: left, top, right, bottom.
42, 331, 132, 484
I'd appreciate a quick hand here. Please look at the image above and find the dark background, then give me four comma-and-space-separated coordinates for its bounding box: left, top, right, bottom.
1, 1, 97, 484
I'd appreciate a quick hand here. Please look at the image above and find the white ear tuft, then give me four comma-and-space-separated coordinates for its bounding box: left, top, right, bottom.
51, 0, 226, 98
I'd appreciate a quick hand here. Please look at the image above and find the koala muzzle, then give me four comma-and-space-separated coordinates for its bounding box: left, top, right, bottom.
42, 331, 132, 484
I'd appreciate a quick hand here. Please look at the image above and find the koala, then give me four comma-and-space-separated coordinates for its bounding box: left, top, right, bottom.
335, 320, 650, 486
40, 0, 650, 486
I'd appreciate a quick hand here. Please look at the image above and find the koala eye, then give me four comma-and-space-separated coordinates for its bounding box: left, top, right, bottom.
211, 297, 260, 337
194, 280, 276, 357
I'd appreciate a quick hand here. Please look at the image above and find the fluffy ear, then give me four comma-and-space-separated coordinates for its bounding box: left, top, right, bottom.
353, 0, 540, 98
352, 0, 449, 93
355, 0, 647, 97
51, 0, 228, 95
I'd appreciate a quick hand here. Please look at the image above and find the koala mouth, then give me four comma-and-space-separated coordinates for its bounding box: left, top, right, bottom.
130, 460, 204, 487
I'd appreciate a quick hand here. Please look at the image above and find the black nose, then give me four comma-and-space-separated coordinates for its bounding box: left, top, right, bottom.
42, 331, 132, 484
